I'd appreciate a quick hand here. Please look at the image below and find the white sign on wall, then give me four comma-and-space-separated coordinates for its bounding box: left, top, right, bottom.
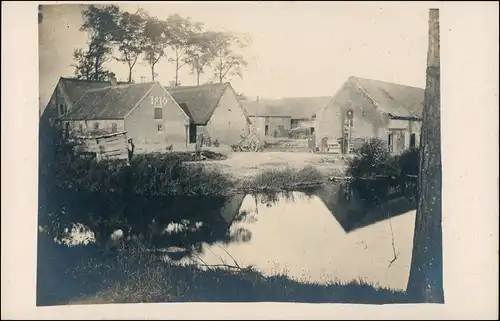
150, 96, 168, 106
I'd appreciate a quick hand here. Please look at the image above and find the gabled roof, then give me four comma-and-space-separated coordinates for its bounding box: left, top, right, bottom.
60, 82, 156, 121
348, 76, 424, 118
241, 96, 332, 119
167, 83, 230, 125
59, 77, 129, 105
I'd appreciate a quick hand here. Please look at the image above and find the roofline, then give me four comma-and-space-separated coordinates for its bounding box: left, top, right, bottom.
122, 82, 160, 120
158, 83, 192, 121
202, 83, 231, 125
388, 114, 422, 121
225, 83, 253, 125
351, 77, 389, 115
247, 114, 292, 118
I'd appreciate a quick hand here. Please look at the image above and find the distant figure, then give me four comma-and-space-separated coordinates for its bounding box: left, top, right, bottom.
195, 134, 204, 161
127, 138, 135, 162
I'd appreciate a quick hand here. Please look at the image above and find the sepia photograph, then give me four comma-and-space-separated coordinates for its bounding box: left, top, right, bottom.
35, 2, 446, 306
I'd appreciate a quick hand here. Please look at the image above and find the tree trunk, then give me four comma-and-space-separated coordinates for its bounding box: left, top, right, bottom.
128, 66, 132, 83
175, 58, 179, 86
94, 56, 100, 80
406, 8, 444, 303
197, 70, 200, 86
151, 65, 155, 81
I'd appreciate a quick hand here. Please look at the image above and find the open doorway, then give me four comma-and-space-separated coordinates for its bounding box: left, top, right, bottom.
410, 133, 416, 149
264, 125, 269, 136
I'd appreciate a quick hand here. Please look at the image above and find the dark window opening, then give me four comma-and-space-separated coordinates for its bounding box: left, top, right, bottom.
79, 123, 83, 131
59, 104, 65, 115
93, 123, 99, 130
157, 124, 164, 132
410, 133, 416, 149
111, 123, 118, 132
265, 125, 269, 136
310, 127, 315, 135
388, 133, 393, 153
189, 124, 197, 144
154, 107, 163, 120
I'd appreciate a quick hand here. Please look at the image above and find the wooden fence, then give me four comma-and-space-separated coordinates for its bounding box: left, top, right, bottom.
74, 131, 129, 162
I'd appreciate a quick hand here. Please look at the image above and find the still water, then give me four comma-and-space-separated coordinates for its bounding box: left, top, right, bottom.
162, 185, 416, 291
56, 183, 417, 291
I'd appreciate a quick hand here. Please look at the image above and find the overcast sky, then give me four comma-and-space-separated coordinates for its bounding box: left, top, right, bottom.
39, 2, 429, 110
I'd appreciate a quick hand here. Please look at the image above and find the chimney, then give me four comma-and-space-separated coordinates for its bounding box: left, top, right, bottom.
108, 72, 117, 86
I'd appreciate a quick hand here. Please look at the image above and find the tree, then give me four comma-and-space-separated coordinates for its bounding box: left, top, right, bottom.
165, 14, 203, 87
113, 10, 146, 83
210, 32, 250, 84
142, 15, 167, 82
78, 4, 121, 81
406, 9, 444, 303
71, 48, 94, 80
186, 31, 219, 85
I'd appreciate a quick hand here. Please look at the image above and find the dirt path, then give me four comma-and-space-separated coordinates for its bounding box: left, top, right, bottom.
189, 151, 348, 179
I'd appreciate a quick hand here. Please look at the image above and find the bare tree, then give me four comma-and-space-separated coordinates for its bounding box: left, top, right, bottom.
406, 8, 444, 303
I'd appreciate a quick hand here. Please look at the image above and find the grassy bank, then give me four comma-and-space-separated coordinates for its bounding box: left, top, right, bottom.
38, 236, 407, 306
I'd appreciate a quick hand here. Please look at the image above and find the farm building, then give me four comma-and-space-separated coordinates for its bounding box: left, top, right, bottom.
241, 96, 331, 139
315, 76, 424, 155
56, 75, 191, 153
167, 82, 252, 147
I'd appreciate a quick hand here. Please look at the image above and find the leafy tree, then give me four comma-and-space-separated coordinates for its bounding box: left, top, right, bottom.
142, 15, 168, 81
210, 32, 250, 83
74, 4, 121, 81
71, 48, 94, 80
185, 31, 219, 85
112, 10, 146, 83
165, 14, 203, 87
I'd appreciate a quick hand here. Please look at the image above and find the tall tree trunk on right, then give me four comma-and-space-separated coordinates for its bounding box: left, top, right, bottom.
406, 8, 444, 303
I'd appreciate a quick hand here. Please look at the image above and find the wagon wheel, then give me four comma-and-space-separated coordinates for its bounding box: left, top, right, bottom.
249, 141, 258, 152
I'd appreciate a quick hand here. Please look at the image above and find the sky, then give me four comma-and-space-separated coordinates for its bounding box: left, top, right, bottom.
38, 2, 429, 111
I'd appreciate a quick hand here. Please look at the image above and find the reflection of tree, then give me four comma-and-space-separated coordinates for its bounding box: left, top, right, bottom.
39, 192, 253, 259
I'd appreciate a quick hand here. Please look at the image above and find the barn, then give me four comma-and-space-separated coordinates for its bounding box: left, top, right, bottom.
315, 76, 424, 155
57, 76, 191, 153
167, 82, 252, 147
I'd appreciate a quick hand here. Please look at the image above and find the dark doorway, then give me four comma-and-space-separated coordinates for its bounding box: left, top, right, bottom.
310, 127, 315, 135
410, 133, 416, 149
189, 124, 197, 144
265, 125, 269, 136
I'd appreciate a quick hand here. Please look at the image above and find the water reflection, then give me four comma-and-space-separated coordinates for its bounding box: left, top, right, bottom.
39, 180, 418, 291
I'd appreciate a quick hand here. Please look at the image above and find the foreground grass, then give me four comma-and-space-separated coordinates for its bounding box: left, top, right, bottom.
37, 237, 407, 306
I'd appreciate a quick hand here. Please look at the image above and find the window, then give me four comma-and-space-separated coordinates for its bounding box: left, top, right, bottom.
79, 123, 83, 131
154, 107, 163, 120
410, 133, 416, 149
111, 123, 118, 133
93, 122, 99, 130
388, 133, 393, 153
157, 124, 164, 132
59, 104, 65, 115
189, 124, 197, 143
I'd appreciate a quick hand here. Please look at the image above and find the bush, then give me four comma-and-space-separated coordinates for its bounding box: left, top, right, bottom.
396, 147, 420, 176
241, 166, 325, 191
346, 138, 398, 178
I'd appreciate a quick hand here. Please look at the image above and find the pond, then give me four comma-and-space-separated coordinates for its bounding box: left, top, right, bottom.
163, 185, 416, 291
43, 181, 417, 292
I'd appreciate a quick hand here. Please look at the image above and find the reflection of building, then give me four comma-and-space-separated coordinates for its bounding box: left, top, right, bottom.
315, 77, 424, 155
315, 184, 416, 233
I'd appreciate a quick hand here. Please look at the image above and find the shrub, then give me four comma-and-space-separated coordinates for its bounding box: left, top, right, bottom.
396, 147, 420, 176
346, 138, 398, 178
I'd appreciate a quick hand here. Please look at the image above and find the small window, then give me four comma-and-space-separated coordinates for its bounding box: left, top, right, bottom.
79, 123, 83, 131
111, 123, 118, 133
157, 124, 164, 132
388, 133, 393, 153
59, 104, 65, 115
93, 123, 99, 130
154, 107, 163, 120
